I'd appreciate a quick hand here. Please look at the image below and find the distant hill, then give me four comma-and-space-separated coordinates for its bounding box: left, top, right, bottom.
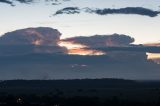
0, 79, 135, 88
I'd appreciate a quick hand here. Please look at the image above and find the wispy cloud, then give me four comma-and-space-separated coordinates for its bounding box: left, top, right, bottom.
0, 0, 70, 6
54, 7, 80, 15
54, 7, 160, 17
86, 7, 160, 17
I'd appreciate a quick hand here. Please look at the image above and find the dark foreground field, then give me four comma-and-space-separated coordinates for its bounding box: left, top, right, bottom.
1, 79, 160, 106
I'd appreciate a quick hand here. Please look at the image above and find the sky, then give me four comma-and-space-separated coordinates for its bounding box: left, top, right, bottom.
1, 0, 160, 80
0, 0, 160, 44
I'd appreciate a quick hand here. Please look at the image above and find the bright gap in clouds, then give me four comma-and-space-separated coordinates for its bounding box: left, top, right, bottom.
147, 53, 160, 59
58, 41, 105, 55
147, 53, 160, 64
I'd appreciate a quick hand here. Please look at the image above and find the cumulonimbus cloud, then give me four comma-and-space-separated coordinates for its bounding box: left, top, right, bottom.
62, 34, 160, 53
54, 7, 160, 17
0, 27, 160, 80
0, 27, 160, 57
0, 27, 62, 45
0, 27, 67, 55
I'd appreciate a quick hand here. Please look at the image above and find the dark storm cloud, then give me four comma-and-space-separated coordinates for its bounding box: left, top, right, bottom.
89, 46, 160, 53
1, 51, 160, 80
54, 7, 80, 15
62, 34, 135, 47
0, 45, 67, 56
0, 27, 67, 55
0, 28, 160, 80
0, 27, 61, 46
54, 7, 160, 17
62, 34, 160, 53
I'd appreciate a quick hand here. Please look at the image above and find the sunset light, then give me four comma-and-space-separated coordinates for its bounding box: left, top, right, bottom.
59, 41, 87, 49
33, 40, 42, 45
147, 52, 160, 64
147, 53, 160, 59
1, 1, 160, 105
59, 41, 105, 55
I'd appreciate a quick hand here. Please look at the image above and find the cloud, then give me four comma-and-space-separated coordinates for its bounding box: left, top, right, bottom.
1, 27, 159, 57
0, 27, 61, 46
0, 27, 160, 80
0, 45, 67, 56
0, 0, 70, 6
144, 42, 160, 46
16, 0, 34, 3
45, 0, 71, 6
0, 0, 13, 5
86, 7, 160, 17
0, 0, 34, 6
0, 27, 67, 55
144, 42, 160, 63
90, 46, 160, 53
54, 7, 160, 17
54, 7, 80, 15
0, 52, 160, 80
61, 34, 160, 63
62, 34, 135, 47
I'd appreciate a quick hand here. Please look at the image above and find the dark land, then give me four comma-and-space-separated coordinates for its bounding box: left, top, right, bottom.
1, 79, 160, 106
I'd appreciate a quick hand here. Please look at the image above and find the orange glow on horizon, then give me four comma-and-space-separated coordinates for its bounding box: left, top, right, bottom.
59, 41, 87, 49
147, 53, 160, 59
147, 53, 160, 64
68, 48, 105, 55
59, 41, 105, 55
144, 42, 160, 47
